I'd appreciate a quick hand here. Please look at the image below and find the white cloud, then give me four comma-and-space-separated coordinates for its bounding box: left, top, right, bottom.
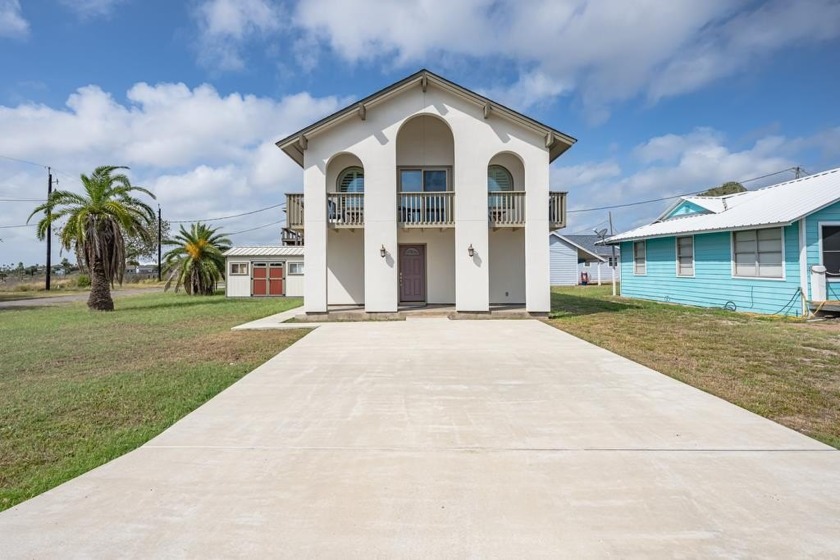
58, 0, 127, 20
554, 127, 809, 234
0, 81, 343, 264
0, 0, 28, 39
193, 0, 285, 71
282, 0, 840, 117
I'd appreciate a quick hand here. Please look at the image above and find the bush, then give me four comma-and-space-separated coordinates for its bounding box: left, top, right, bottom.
76, 274, 91, 288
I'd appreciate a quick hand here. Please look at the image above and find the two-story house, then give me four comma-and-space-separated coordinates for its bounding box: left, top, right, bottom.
278, 70, 575, 315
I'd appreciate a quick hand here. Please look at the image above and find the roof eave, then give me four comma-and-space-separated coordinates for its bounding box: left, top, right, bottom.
275, 69, 576, 167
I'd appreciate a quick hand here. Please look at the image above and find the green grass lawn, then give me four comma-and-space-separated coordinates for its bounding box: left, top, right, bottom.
0, 292, 306, 511
548, 286, 840, 448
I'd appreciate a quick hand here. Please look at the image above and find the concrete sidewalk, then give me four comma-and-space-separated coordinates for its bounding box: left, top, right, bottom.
1, 319, 838, 558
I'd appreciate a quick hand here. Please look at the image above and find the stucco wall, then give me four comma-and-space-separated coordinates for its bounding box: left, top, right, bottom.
397, 229, 455, 304
302, 80, 552, 313
489, 229, 525, 303
619, 224, 803, 315
327, 230, 365, 305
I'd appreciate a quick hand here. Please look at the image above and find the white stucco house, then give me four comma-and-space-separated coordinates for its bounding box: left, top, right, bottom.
277, 70, 576, 315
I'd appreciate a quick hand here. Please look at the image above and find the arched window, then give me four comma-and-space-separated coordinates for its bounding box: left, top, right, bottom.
338, 167, 364, 193
487, 165, 513, 192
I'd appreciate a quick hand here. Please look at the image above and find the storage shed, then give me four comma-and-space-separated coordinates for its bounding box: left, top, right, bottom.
223, 247, 304, 298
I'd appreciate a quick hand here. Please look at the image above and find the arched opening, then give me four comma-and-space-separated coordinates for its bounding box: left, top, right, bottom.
488, 152, 526, 305
325, 152, 365, 305
394, 114, 456, 304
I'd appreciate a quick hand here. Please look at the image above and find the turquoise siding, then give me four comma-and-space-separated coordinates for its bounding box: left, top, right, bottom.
804, 200, 840, 300
620, 224, 803, 316
664, 200, 708, 219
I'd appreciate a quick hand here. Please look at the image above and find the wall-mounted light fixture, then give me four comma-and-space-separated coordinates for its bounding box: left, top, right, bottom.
468, 243, 475, 257
380, 244, 387, 258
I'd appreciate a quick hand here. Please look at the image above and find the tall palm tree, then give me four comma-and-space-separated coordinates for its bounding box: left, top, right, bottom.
29, 166, 156, 311
162, 223, 231, 295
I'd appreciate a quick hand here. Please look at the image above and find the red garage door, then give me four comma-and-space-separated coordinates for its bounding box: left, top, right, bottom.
268, 263, 284, 295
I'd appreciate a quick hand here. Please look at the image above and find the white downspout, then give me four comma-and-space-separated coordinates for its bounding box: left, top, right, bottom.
799, 219, 809, 317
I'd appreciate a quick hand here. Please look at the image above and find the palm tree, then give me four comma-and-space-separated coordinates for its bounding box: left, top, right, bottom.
162, 222, 231, 295
29, 166, 155, 311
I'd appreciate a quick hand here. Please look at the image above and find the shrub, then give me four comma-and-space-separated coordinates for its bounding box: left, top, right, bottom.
76, 274, 91, 288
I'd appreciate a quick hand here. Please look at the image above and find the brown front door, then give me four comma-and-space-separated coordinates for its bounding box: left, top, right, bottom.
252, 263, 267, 296
268, 263, 284, 295
399, 245, 426, 302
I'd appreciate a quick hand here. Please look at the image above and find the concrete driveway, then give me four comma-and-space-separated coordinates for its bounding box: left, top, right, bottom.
1, 319, 838, 558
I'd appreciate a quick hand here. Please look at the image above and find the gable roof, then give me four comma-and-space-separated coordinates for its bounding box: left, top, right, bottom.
275, 69, 576, 167
606, 167, 840, 243
552, 233, 607, 262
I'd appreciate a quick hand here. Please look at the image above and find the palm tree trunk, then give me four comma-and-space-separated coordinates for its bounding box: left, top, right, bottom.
88, 257, 114, 311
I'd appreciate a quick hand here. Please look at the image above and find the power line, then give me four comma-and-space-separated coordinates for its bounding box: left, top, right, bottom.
0, 154, 49, 169
170, 202, 286, 223
0, 198, 45, 202
0, 224, 36, 229
568, 167, 802, 214
228, 219, 284, 236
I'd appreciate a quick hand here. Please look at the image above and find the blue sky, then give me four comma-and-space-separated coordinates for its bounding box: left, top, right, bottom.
1, 0, 839, 266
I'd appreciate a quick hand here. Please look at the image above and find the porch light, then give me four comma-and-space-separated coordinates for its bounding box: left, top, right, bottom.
468, 244, 475, 257
380, 244, 387, 258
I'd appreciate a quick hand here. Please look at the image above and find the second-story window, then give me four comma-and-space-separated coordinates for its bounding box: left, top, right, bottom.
338, 167, 364, 193
487, 165, 513, 192
399, 169, 448, 192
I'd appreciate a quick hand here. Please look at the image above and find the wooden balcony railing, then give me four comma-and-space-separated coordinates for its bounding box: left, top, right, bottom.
398, 192, 455, 227
488, 191, 526, 227
285, 193, 304, 230
328, 193, 364, 228
549, 191, 567, 230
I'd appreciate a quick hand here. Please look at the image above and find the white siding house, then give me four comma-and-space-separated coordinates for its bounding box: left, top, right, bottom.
278, 70, 576, 315
224, 247, 304, 298
550, 234, 619, 285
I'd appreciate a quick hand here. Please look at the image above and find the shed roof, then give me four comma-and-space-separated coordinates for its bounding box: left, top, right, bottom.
224, 247, 305, 257
275, 69, 576, 167
552, 234, 606, 262
606, 168, 840, 243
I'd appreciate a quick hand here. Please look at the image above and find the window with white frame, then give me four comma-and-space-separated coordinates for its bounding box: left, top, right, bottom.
633, 241, 646, 275
608, 256, 618, 268
230, 262, 248, 275
676, 236, 694, 276
733, 228, 783, 278
822, 225, 840, 280
288, 262, 304, 275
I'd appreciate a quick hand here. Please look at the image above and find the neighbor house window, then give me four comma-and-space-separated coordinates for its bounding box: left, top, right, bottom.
230, 262, 248, 275
733, 228, 783, 278
608, 256, 618, 268
822, 225, 840, 280
288, 262, 304, 275
633, 241, 646, 275
676, 236, 694, 276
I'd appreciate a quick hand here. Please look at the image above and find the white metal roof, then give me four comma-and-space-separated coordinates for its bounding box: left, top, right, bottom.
606, 168, 840, 243
224, 246, 304, 257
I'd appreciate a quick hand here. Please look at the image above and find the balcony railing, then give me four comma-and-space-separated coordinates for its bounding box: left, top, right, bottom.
399, 192, 455, 227
488, 191, 526, 227
286, 193, 304, 230
549, 191, 567, 230
328, 193, 364, 228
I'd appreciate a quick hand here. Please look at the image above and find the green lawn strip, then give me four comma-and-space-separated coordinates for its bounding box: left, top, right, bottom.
548, 286, 840, 448
0, 293, 306, 511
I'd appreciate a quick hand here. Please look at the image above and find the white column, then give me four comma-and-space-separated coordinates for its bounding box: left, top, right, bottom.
303, 163, 327, 313
524, 154, 550, 313
454, 139, 489, 312
364, 151, 399, 312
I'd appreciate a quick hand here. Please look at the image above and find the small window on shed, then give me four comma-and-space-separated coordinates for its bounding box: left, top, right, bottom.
230, 262, 248, 275
288, 262, 304, 275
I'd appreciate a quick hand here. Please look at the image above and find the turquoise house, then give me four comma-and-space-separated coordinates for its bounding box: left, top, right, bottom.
605, 168, 840, 316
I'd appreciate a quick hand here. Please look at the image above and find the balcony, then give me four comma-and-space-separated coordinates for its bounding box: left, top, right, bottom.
549, 191, 566, 230
488, 191, 525, 229
398, 192, 455, 228
286, 193, 304, 230
284, 193, 365, 230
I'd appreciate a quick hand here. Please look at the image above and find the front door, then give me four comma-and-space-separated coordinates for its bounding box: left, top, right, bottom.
399, 245, 426, 303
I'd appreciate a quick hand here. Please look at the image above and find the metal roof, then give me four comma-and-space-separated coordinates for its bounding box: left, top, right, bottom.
552, 234, 609, 261
224, 246, 304, 257
606, 168, 840, 243
275, 69, 576, 167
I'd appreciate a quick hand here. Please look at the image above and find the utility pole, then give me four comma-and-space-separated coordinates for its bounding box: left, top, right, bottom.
794, 166, 803, 179
157, 205, 162, 282
45, 168, 53, 290
609, 211, 617, 297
